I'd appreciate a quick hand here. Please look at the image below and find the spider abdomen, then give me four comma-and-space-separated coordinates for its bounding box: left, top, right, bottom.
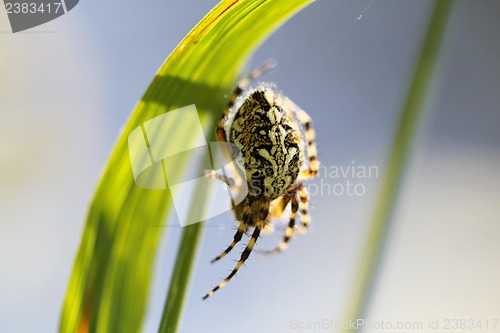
227, 87, 304, 200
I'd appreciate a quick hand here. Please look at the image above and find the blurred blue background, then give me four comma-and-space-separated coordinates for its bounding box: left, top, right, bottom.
1, 1, 499, 332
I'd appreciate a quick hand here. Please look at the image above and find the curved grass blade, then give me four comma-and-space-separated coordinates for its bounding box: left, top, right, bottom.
60, 1, 313, 333
339, 1, 453, 331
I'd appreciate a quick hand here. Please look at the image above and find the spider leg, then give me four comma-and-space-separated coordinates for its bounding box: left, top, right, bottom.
262, 183, 303, 254
210, 197, 252, 264
297, 186, 310, 234
203, 197, 270, 300
261, 195, 291, 235
264, 192, 299, 254
283, 98, 319, 180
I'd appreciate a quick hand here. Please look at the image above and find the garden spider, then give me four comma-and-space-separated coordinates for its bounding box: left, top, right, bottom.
203, 60, 319, 299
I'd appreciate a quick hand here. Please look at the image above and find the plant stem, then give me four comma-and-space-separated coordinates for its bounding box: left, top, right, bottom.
340, 1, 453, 331
158, 223, 204, 333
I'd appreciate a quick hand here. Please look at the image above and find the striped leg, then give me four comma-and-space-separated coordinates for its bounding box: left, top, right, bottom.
283, 98, 319, 180
263, 192, 299, 254
261, 182, 303, 254
297, 186, 310, 234
203, 197, 270, 300
216, 59, 277, 142
210, 197, 253, 263
300, 117, 319, 179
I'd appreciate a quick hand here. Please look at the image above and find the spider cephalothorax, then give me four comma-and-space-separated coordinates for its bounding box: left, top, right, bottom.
203, 61, 319, 299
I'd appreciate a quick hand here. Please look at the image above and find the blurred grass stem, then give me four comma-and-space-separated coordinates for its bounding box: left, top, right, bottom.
339, 1, 453, 331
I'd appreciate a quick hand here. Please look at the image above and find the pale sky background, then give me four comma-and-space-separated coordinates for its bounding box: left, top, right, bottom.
1, 1, 499, 333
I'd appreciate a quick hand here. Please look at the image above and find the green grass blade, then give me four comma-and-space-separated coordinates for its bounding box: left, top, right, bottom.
59, 1, 313, 333
340, 1, 453, 331
157, 200, 205, 333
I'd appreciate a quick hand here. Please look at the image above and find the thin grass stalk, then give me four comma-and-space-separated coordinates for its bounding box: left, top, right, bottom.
339, 1, 453, 331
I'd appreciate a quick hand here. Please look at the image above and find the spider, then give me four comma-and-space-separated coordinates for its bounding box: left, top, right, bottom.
203, 60, 319, 300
